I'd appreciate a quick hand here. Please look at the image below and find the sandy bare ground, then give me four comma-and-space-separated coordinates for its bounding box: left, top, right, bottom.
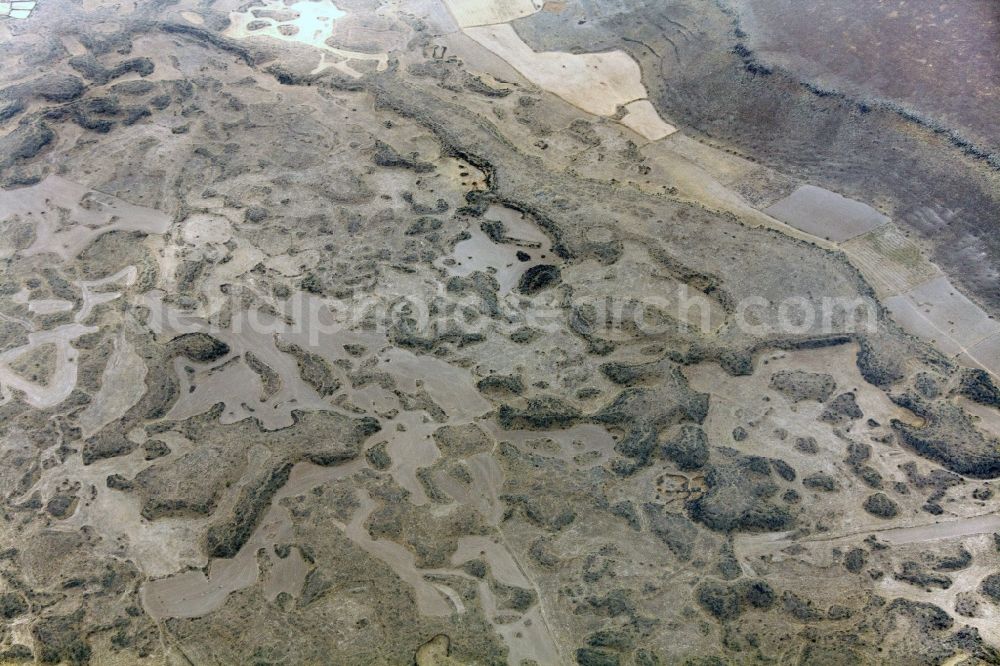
432, 452, 504, 523
0, 323, 95, 409
877, 514, 1000, 545
739, 520, 1000, 645
343, 492, 455, 617
141, 459, 359, 619
738, 526, 1000, 646
451, 525, 562, 663
453, 536, 530, 587
27, 299, 73, 314
77, 337, 147, 438
141, 554, 261, 620
481, 421, 618, 469
0, 265, 137, 410
143, 293, 334, 430
737, 513, 1000, 557
137, 300, 496, 617
701, 342, 1000, 649
0, 176, 171, 261
443, 204, 555, 294
685, 343, 975, 554
20, 425, 210, 579
141, 470, 459, 619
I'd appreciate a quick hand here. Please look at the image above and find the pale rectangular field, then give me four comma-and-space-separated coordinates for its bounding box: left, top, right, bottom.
620, 99, 677, 141
962, 333, 1000, 378
463, 23, 648, 117
443, 0, 541, 27
764, 184, 889, 242
843, 223, 942, 297
885, 275, 1000, 356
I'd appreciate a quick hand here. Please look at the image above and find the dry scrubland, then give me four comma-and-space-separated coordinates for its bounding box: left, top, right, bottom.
0, 0, 998, 664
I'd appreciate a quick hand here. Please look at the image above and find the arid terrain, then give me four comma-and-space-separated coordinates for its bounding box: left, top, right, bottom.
0, 0, 999, 664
